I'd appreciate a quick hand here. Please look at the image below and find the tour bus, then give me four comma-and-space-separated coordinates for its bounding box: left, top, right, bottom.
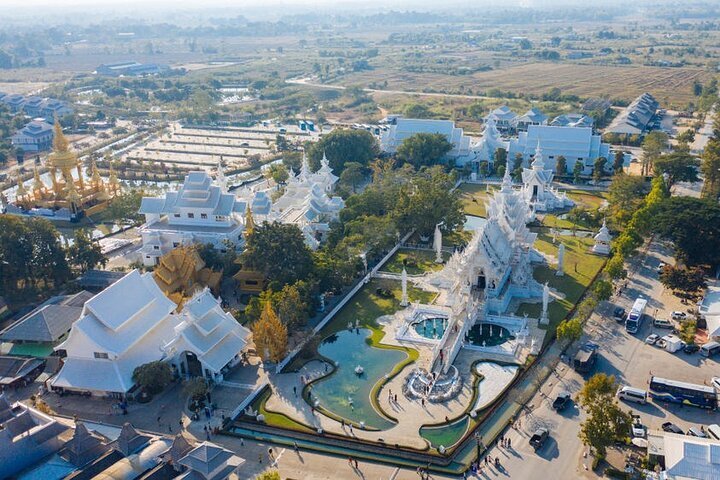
649, 376, 718, 410
626, 298, 647, 334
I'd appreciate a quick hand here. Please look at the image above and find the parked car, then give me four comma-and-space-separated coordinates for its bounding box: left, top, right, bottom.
683, 344, 700, 354
687, 427, 707, 438
530, 428, 549, 450
552, 391, 571, 411
656, 339, 667, 349
631, 415, 646, 438
671, 311, 687, 321
613, 307, 626, 323
645, 334, 659, 345
653, 318, 674, 329
662, 422, 684, 435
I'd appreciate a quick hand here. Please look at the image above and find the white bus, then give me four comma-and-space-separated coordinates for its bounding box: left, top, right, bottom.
626, 298, 647, 334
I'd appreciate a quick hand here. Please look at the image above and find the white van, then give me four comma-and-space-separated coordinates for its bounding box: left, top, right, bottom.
707, 424, 720, 441
653, 318, 674, 329
700, 342, 720, 358
617, 386, 648, 405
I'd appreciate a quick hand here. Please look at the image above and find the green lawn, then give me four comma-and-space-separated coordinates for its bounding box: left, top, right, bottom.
540, 190, 609, 231
516, 232, 606, 332
382, 249, 447, 275
458, 183, 499, 218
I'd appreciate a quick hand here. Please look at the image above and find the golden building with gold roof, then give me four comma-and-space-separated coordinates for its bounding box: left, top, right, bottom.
152, 246, 222, 309
13, 121, 120, 218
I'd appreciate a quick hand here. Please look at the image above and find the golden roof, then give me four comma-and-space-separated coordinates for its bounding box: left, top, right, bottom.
49, 120, 79, 171
33, 167, 46, 192
16, 176, 28, 197
245, 204, 255, 236
153, 246, 221, 301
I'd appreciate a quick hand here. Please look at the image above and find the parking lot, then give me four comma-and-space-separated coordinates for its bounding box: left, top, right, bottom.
492, 239, 719, 479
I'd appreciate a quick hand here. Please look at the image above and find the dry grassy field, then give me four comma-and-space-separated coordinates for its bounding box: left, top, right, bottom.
340, 62, 713, 108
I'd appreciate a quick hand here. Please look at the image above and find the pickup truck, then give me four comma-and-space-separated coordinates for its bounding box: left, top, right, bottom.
552, 391, 571, 411
530, 428, 549, 450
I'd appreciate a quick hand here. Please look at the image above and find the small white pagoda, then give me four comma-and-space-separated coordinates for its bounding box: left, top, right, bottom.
521, 142, 574, 214
592, 220, 612, 256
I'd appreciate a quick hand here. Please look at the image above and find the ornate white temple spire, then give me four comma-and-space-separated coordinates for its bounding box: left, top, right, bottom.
556, 243, 565, 276
434, 223, 443, 263
216, 156, 227, 192
501, 160, 513, 192
592, 219, 612, 256
300, 151, 310, 180
321, 150, 329, 168
532, 141, 545, 170
540, 282, 550, 325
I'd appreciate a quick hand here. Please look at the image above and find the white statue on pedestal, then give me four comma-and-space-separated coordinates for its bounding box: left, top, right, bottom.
540, 282, 550, 325
556, 243, 565, 277
400, 267, 409, 306
434, 223, 443, 263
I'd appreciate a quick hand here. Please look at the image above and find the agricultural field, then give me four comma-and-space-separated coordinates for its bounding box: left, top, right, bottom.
339, 62, 714, 109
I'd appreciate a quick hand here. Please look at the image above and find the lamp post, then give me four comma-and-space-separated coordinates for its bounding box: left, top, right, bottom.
474, 431, 484, 460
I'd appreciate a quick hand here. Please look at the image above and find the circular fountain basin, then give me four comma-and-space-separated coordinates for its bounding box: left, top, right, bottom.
412, 317, 448, 340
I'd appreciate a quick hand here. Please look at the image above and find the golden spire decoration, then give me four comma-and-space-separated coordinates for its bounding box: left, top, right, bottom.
90, 159, 103, 185
108, 164, 120, 193
15, 175, 28, 197
33, 166, 46, 193
52, 119, 69, 153
245, 204, 255, 236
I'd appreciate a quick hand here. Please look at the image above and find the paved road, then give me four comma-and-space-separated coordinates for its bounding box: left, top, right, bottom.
488, 238, 720, 479
287, 77, 494, 102
692, 108, 715, 154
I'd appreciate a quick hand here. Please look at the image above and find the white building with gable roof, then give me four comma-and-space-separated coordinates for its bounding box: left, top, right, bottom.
138, 166, 247, 266
51, 270, 250, 397
380, 117, 472, 159
509, 125, 612, 175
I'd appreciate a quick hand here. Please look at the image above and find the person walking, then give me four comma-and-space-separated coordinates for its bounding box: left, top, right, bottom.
293, 386, 297, 397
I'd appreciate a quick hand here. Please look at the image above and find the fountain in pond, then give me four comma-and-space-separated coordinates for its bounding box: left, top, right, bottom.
354, 365, 364, 375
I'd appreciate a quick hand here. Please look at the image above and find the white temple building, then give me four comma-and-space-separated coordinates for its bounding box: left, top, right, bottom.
472, 118, 508, 165
421, 167, 546, 372
521, 143, 574, 213
138, 167, 246, 266
51, 270, 250, 397
508, 125, 612, 175
592, 220, 612, 256
380, 118, 473, 160
239, 153, 344, 249
484, 106, 518, 132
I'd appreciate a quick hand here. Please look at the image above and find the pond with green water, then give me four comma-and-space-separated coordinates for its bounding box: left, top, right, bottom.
311, 328, 406, 430
420, 416, 470, 449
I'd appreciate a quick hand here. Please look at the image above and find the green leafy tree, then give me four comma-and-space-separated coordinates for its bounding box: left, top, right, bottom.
555, 155, 567, 175
593, 157, 607, 183
653, 151, 699, 187
607, 174, 647, 228
700, 115, 720, 199
573, 161, 583, 184
307, 129, 379, 173
241, 222, 314, 288
494, 147, 507, 174
647, 197, 720, 266
273, 283, 309, 329
612, 150, 625, 174
67, 228, 107, 273
641, 131, 668, 176
403, 103, 432, 119
511, 153, 524, 181
659, 265, 707, 293
107, 190, 143, 224
132, 361, 173, 394
339, 162, 365, 193
676, 129, 695, 144
592, 279, 613, 301
557, 317, 583, 342
396, 133, 453, 168
256, 471, 281, 480
268, 163, 289, 185
604, 255, 626, 280
183, 377, 209, 402
577, 374, 632, 457
393, 166, 465, 237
